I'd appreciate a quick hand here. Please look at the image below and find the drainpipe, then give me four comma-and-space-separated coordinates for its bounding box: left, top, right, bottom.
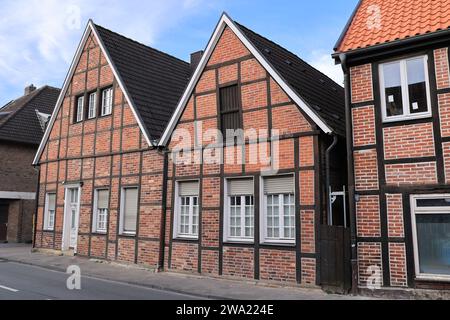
325, 134, 338, 226
157, 147, 169, 272
340, 53, 359, 295
32, 165, 41, 249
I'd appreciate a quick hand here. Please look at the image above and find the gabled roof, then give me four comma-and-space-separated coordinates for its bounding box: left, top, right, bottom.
0, 86, 60, 145
34, 20, 191, 165
95, 24, 191, 139
237, 23, 345, 135
159, 13, 345, 145
335, 0, 450, 53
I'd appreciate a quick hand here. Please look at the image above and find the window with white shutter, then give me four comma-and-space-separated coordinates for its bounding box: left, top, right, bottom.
93, 189, 109, 233
175, 181, 199, 239
224, 178, 254, 242
262, 175, 295, 244
120, 187, 138, 235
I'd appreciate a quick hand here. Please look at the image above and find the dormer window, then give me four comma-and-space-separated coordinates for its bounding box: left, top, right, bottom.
101, 87, 113, 116
379, 55, 431, 122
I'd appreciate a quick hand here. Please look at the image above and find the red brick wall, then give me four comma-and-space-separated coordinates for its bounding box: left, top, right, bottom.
349, 47, 450, 289
434, 48, 450, 90
350, 64, 373, 104
35, 31, 165, 269
167, 26, 320, 285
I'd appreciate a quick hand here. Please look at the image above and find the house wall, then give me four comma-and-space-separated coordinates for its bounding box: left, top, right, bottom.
35, 32, 165, 267
349, 46, 450, 289
165, 26, 323, 285
0, 142, 38, 242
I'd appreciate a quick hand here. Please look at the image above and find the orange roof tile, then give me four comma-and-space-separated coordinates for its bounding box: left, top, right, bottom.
336, 0, 450, 52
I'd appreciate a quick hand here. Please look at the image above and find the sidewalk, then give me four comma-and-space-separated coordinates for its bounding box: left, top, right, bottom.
0, 243, 367, 300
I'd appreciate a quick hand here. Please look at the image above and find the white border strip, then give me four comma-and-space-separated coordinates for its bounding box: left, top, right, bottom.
158, 13, 332, 146
0, 191, 36, 200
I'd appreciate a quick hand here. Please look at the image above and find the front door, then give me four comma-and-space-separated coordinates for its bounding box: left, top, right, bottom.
0, 203, 8, 242
64, 187, 80, 251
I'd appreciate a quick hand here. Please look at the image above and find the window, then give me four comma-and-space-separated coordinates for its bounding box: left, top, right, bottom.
120, 187, 138, 235
101, 87, 113, 116
93, 189, 109, 233
44, 193, 56, 231
175, 181, 199, 239
379, 56, 431, 122
262, 175, 295, 244
411, 195, 450, 280
88, 92, 97, 119
76, 96, 84, 122
219, 85, 242, 142
225, 178, 254, 242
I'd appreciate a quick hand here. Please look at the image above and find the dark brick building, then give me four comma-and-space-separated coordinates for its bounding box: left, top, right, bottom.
0, 85, 59, 243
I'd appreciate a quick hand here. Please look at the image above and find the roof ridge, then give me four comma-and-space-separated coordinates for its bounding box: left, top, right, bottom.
234, 21, 343, 89
0, 86, 47, 130
93, 23, 190, 66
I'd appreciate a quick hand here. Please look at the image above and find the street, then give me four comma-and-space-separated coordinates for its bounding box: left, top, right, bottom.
0, 260, 197, 300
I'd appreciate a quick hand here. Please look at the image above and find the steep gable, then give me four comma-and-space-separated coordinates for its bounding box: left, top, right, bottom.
159, 13, 345, 145
34, 21, 191, 165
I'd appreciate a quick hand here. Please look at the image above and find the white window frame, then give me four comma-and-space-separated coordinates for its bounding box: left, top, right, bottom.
92, 189, 109, 234
224, 178, 254, 243
88, 92, 97, 119
119, 187, 139, 236
101, 87, 113, 116
379, 55, 432, 123
260, 175, 296, 245
76, 96, 84, 122
173, 181, 199, 240
410, 194, 450, 282
43, 193, 56, 231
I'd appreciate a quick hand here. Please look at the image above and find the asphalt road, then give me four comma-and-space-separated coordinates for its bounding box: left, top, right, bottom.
0, 260, 198, 300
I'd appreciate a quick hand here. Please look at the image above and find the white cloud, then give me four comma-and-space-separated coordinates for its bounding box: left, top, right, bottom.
0, 0, 210, 105
308, 51, 344, 86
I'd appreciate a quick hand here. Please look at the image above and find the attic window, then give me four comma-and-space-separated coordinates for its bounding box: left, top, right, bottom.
285, 60, 292, 66
264, 48, 271, 54
36, 110, 51, 131
319, 79, 325, 84
312, 105, 321, 112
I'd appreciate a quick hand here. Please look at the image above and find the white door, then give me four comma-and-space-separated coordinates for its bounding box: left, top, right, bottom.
67, 187, 80, 249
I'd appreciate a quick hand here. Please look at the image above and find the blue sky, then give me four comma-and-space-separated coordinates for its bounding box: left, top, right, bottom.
0, 0, 358, 107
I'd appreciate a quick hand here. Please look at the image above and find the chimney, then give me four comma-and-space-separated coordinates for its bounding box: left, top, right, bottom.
190, 50, 204, 73
24, 84, 36, 96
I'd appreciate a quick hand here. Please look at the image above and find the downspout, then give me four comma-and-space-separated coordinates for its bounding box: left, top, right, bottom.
158, 148, 169, 272
325, 134, 338, 226
340, 53, 359, 295
32, 165, 41, 249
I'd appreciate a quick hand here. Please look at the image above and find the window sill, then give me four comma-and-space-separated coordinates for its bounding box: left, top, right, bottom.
382, 113, 432, 124
224, 239, 254, 245
119, 232, 136, 237
173, 236, 198, 241
43, 229, 55, 232
415, 275, 450, 283
260, 240, 296, 246
92, 231, 107, 236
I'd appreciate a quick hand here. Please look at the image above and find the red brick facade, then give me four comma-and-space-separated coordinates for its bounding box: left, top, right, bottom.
164, 26, 337, 286
348, 47, 450, 289
35, 32, 165, 268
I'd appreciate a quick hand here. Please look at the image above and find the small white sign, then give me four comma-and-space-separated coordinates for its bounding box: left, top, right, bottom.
388, 95, 394, 103
412, 102, 419, 110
